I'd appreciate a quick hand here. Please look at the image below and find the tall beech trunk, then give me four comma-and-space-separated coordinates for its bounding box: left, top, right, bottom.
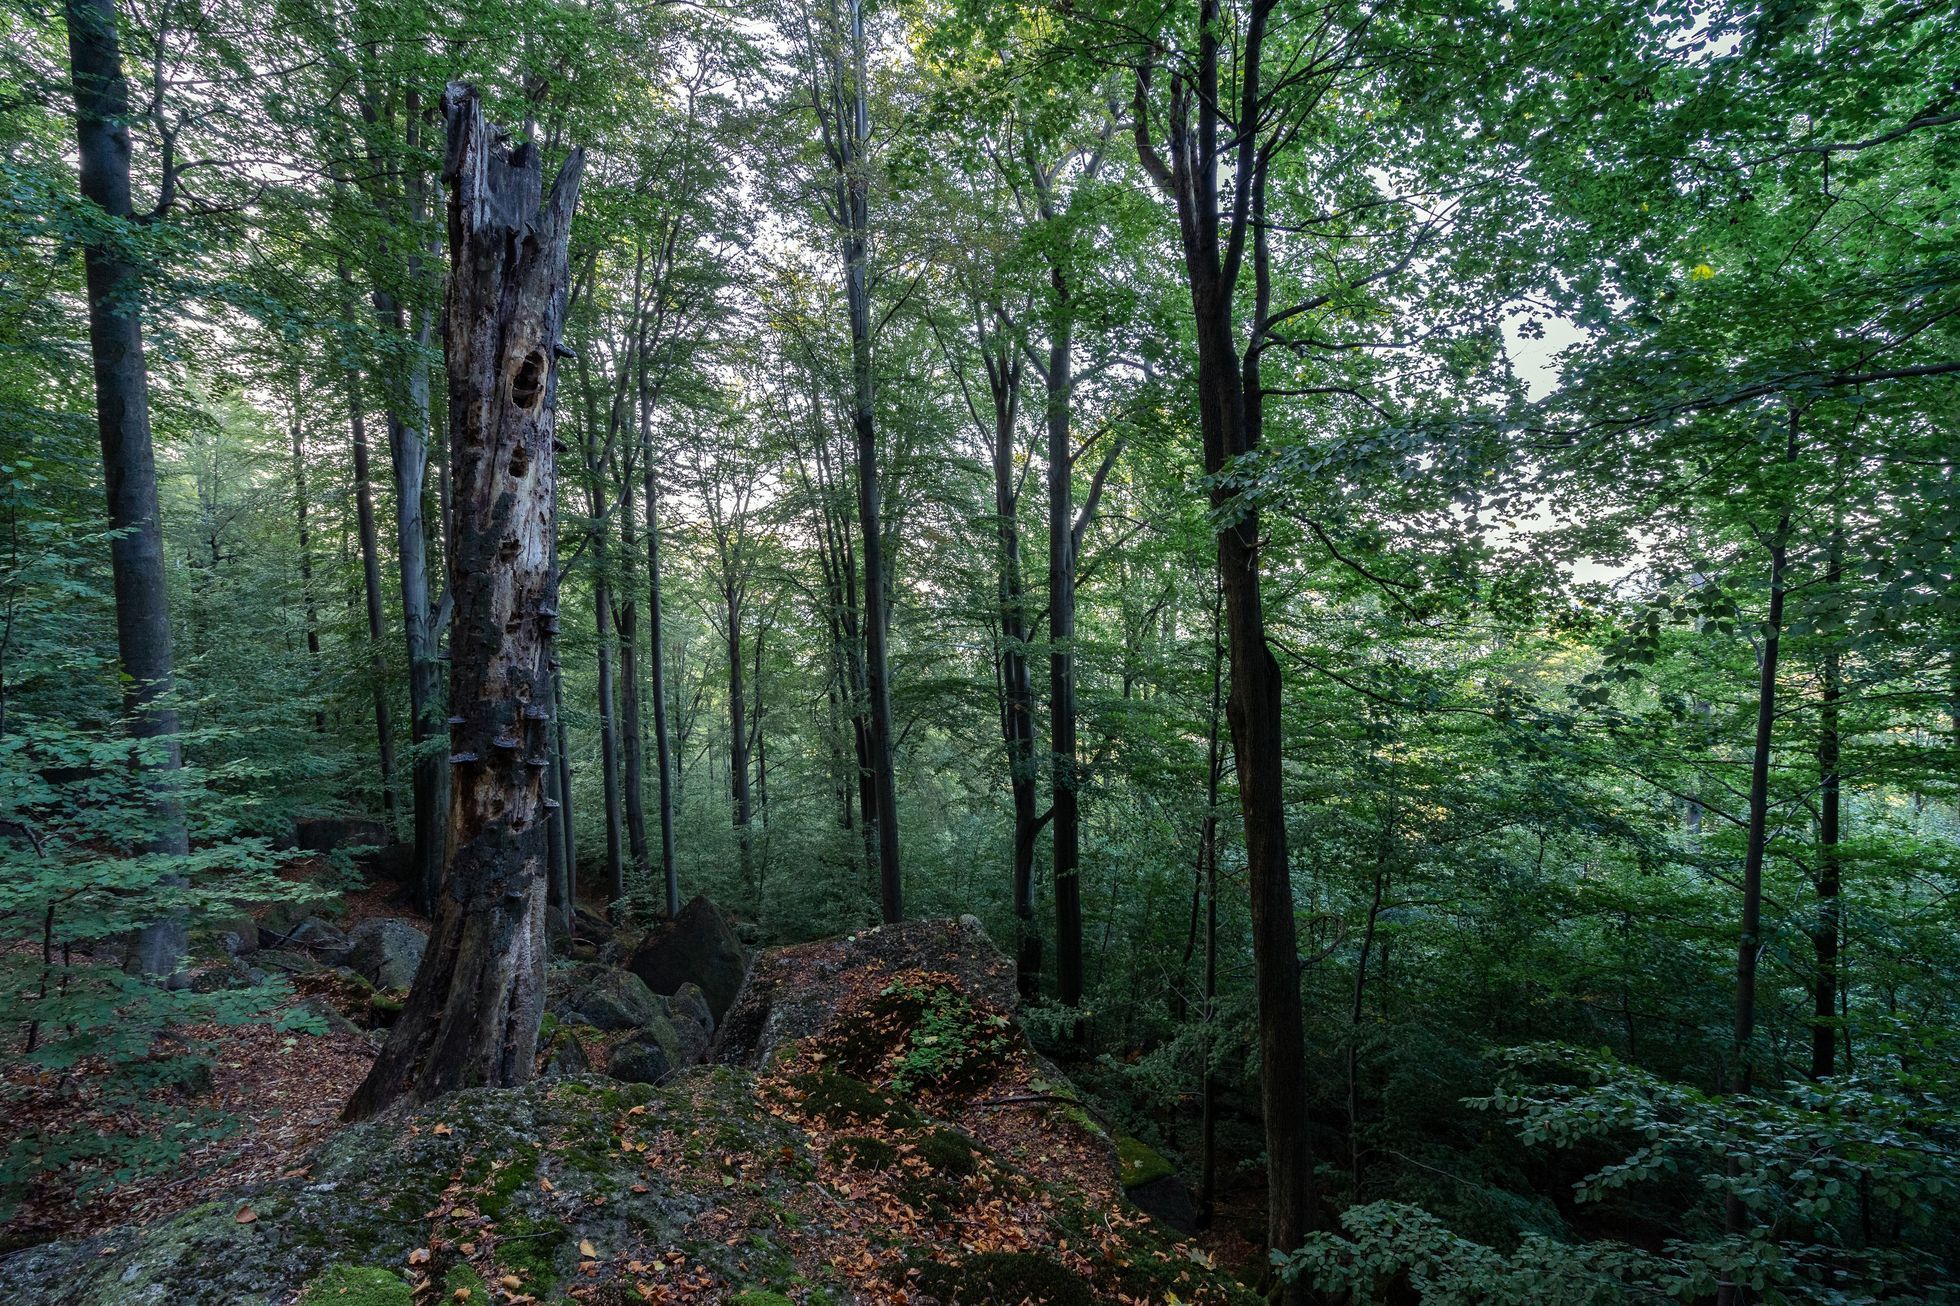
552, 655, 576, 897
380, 295, 446, 909
341, 270, 400, 829
617, 472, 650, 876
345, 86, 581, 1121
1719, 408, 1798, 1305
543, 665, 570, 939
645, 464, 678, 915
290, 370, 325, 734
1134, 3, 1317, 1272
64, 0, 187, 979
821, 0, 902, 921
1046, 288, 1084, 1010
984, 340, 1043, 999
1026, 141, 1114, 1011
723, 578, 754, 892
366, 88, 449, 912
590, 522, 625, 907
1178, 596, 1225, 1023
1812, 518, 1843, 1079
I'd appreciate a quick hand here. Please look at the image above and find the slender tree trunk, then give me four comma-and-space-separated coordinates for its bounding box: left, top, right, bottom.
833, 0, 902, 922
1197, 749, 1221, 1229
724, 582, 754, 896
752, 622, 769, 823
346, 85, 581, 1120
290, 369, 325, 734
617, 473, 650, 876
590, 523, 625, 908
64, 0, 187, 979
1046, 282, 1084, 1010
645, 465, 678, 915
1178, 597, 1225, 1020
1348, 818, 1392, 1198
368, 89, 448, 911
340, 276, 399, 831
1812, 519, 1843, 1079
543, 632, 571, 939
1719, 410, 1797, 1304
987, 354, 1043, 999
552, 655, 576, 901
1141, 13, 1318, 1268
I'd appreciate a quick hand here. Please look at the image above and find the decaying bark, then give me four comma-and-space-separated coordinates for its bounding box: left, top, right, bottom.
346, 84, 582, 1121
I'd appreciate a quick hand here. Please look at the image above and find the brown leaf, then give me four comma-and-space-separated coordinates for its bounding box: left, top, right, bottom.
432, 1122, 453, 1136
407, 1247, 432, 1266
578, 1238, 598, 1257
233, 1207, 257, 1224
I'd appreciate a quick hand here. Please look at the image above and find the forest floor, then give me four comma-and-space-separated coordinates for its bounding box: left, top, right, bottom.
3, 898, 1268, 1302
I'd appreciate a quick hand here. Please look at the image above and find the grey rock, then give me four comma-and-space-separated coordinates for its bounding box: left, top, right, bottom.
547, 964, 663, 1032
542, 1031, 591, 1078
252, 948, 321, 977
290, 996, 363, 1038
626, 895, 749, 1023
345, 918, 426, 990
718, 917, 1017, 1069
667, 981, 714, 1035
608, 1024, 681, 1085
1126, 1173, 1199, 1234
0, 1074, 787, 1305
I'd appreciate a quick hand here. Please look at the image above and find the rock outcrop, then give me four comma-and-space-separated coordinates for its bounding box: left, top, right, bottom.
0, 919, 1249, 1304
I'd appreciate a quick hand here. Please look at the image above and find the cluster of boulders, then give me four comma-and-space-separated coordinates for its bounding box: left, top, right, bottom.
541, 895, 750, 1087
205, 812, 757, 1085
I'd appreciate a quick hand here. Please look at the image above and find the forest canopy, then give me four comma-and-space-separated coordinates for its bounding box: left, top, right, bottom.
1, 0, 1957, 1301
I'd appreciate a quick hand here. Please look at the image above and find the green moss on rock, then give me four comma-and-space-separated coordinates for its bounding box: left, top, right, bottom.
916, 1127, 981, 1178
788, 1071, 919, 1127
826, 1134, 898, 1171
297, 1264, 414, 1304
912, 1251, 1094, 1305
1114, 1134, 1174, 1189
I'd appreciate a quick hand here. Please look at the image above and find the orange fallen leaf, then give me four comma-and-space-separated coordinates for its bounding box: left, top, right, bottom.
233, 1207, 258, 1224
432, 1122, 453, 1136
408, 1248, 432, 1266
579, 1238, 598, 1257
500, 1274, 522, 1290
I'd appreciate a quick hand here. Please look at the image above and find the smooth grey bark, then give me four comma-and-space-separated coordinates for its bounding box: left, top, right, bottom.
346, 85, 582, 1120
616, 467, 651, 878
1812, 517, 1842, 1080
807, 0, 902, 921
1043, 294, 1083, 1010
289, 367, 325, 734
340, 268, 400, 830
352, 77, 447, 908
64, 0, 188, 980
1133, 6, 1317, 1272
589, 518, 624, 907
1719, 407, 1797, 1306
646, 462, 678, 916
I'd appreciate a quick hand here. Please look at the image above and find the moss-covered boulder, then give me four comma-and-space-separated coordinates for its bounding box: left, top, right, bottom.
0, 1071, 798, 1305
719, 918, 1015, 1068
546, 962, 665, 1032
